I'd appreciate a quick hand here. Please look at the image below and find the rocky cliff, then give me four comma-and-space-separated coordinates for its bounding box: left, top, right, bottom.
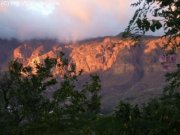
0, 36, 179, 112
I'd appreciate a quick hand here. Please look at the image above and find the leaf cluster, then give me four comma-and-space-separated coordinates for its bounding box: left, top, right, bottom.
0, 53, 101, 135
125, 0, 180, 51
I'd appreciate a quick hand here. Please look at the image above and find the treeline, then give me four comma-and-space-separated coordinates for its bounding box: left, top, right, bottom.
0, 53, 179, 135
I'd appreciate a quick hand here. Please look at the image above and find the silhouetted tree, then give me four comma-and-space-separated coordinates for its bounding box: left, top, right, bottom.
0, 53, 101, 135
124, 0, 179, 51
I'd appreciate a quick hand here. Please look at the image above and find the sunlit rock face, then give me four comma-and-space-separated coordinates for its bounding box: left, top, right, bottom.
10, 37, 180, 75
70, 38, 136, 73
0, 36, 179, 112
12, 40, 63, 70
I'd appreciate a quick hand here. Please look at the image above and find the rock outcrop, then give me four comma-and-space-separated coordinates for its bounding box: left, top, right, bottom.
70, 38, 136, 72
0, 36, 179, 112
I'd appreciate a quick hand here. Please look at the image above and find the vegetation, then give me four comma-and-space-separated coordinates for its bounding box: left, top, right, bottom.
0, 54, 101, 135
0, 54, 179, 135
124, 0, 179, 52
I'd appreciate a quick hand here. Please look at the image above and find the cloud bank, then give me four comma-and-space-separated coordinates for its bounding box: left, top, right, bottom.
0, 0, 136, 41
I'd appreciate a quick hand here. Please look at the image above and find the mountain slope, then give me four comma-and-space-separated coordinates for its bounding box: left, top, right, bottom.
0, 36, 179, 112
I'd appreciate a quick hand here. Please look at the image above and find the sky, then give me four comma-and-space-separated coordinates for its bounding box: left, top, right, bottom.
0, 0, 160, 41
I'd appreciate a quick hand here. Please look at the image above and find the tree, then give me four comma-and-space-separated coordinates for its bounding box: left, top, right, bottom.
0, 58, 57, 135
111, 1, 180, 134
0, 53, 101, 135
124, 0, 180, 52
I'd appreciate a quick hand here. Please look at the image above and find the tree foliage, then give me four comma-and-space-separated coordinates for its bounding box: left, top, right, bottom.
124, 0, 180, 51
0, 54, 179, 135
0, 54, 101, 135
91, 65, 180, 135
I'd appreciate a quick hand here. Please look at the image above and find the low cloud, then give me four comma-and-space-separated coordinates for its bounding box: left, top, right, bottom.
0, 0, 136, 41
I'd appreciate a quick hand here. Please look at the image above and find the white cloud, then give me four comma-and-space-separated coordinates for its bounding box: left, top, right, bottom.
0, 0, 136, 41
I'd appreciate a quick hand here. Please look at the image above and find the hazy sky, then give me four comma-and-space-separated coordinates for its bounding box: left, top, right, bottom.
0, 0, 160, 41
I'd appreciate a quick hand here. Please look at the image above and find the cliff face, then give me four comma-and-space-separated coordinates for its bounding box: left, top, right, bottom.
70, 38, 136, 72
0, 37, 179, 112
10, 37, 179, 74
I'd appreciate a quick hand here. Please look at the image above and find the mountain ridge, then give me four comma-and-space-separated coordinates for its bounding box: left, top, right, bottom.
0, 36, 179, 112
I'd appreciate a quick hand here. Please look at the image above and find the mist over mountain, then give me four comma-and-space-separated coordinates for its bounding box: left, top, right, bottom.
0, 0, 138, 41
0, 0, 164, 42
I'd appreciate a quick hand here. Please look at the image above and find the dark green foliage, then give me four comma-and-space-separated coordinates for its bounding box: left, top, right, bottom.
0, 58, 57, 135
164, 64, 180, 96
127, 0, 180, 36
0, 56, 180, 135
0, 54, 101, 135
112, 65, 180, 135
118, 1, 180, 134
87, 66, 179, 135
125, 0, 180, 51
